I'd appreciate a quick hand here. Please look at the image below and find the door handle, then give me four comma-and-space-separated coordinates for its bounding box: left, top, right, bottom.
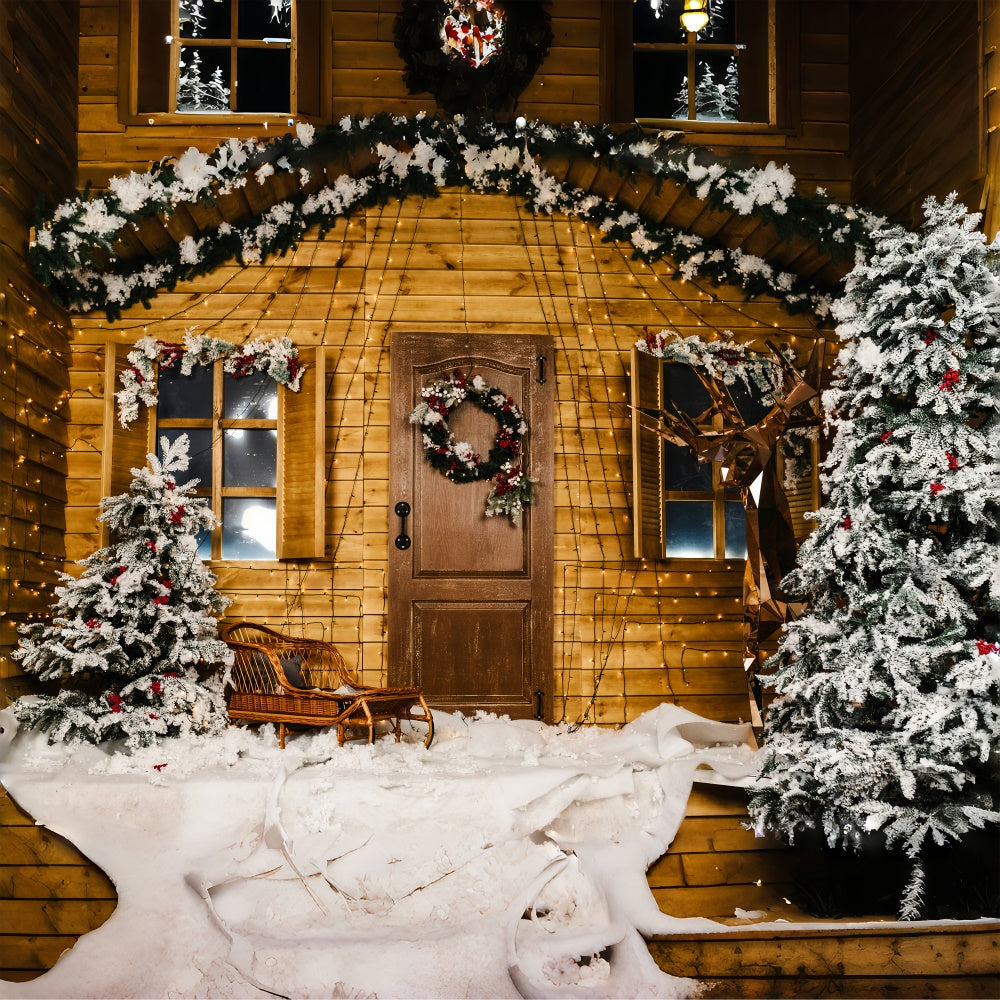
394, 501, 411, 550
533, 689, 544, 721
536, 355, 547, 384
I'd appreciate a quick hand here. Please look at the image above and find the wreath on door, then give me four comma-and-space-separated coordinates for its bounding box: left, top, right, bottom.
393, 1, 554, 114
409, 370, 534, 525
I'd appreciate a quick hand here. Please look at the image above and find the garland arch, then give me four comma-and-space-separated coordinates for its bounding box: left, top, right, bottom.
29, 115, 880, 323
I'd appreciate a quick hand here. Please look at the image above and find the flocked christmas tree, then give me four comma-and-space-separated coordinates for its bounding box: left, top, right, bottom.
747, 195, 1000, 918
12, 435, 233, 749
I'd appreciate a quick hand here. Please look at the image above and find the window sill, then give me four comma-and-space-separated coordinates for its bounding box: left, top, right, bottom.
634, 118, 792, 135
121, 112, 315, 128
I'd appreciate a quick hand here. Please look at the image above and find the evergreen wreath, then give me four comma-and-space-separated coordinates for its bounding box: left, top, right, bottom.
409, 370, 534, 525
393, 1, 553, 114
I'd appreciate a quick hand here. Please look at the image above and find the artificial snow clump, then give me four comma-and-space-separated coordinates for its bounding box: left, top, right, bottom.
748, 194, 1000, 919
12, 435, 233, 750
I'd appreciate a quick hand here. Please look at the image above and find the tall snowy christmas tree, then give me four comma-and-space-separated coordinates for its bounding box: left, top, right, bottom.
13, 435, 233, 749
747, 195, 1000, 918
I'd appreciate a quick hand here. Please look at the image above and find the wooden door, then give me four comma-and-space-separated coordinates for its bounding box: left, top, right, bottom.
388, 333, 553, 720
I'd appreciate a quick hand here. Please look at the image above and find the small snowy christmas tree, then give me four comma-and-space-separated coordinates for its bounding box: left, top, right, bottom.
13, 435, 233, 749
747, 195, 1000, 918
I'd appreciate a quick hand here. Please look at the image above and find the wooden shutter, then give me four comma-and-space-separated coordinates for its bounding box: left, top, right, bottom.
293, 0, 328, 120
631, 347, 665, 560
130, 0, 172, 115
781, 442, 820, 544
101, 342, 153, 545
277, 346, 325, 559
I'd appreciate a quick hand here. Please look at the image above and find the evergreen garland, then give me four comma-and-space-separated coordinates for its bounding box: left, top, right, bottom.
29, 114, 877, 321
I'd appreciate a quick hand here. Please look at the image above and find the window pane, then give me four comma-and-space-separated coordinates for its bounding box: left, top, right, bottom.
664, 364, 712, 418
179, 0, 232, 38
633, 1, 686, 43
665, 501, 714, 557
725, 501, 747, 558
693, 52, 740, 122
157, 428, 213, 489
634, 51, 688, 120
158, 364, 213, 419
222, 497, 276, 559
236, 48, 290, 112
239, 0, 291, 39
224, 370, 278, 419
194, 526, 212, 560
223, 429, 277, 486
665, 442, 712, 491
727, 373, 772, 425
177, 47, 231, 112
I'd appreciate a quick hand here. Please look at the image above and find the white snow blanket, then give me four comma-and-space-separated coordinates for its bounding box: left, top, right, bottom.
0, 704, 757, 999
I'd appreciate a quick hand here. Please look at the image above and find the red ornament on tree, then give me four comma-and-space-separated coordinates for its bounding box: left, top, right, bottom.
923, 330, 939, 345
841, 516, 853, 529
929, 482, 944, 495
940, 368, 961, 392
946, 452, 960, 470
107, 692, 123, 714
880, 431, 892, 443
977, 640, 999, 655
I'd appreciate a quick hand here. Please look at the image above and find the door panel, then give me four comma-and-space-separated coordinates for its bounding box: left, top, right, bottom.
388, 332, 553, 719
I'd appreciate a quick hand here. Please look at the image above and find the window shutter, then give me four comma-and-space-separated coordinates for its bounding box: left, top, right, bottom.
294, 0, 328, 120
277, 347, 325, 559
631, 347, 665, 560
132, 0, 172, 114
781, 443, 820, 544
101, 342, 153, 545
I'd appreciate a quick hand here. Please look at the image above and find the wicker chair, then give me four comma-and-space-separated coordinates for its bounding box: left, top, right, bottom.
220, 621, 434, 749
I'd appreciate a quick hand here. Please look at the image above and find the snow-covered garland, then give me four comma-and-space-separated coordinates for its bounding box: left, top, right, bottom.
409, 371, 534, 525
117, 331, 304, 427
637, 328, 816, 484
29, 114, 881, 322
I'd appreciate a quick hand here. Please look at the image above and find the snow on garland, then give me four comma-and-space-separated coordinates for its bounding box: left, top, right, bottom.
117, 330, 304, 427
29, 114, 881, 322
409, 371, 534, 525
636, 327, 815, 485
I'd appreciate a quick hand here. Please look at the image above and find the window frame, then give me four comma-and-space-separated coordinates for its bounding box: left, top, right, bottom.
631, 348, 746, 561
118, 0, 332, 126
156, 362, 279, 562
102, 342, 325, 564
601, 0, 800, 133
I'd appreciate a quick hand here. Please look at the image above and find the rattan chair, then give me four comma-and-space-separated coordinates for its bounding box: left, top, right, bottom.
220, 621, 434, 749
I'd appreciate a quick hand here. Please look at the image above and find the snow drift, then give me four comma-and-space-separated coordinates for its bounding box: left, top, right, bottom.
0, 704, 757, 999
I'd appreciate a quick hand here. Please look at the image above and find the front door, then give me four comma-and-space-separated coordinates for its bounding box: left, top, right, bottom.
388, 333, 553, 720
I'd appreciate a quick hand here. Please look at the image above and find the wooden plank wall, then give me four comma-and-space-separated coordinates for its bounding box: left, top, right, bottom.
78, 0, 854, 198
0, 0, 118, 985
850, 0, 986, 230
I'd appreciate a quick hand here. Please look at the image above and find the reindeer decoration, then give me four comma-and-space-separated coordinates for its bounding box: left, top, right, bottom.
633, 339, 826, 729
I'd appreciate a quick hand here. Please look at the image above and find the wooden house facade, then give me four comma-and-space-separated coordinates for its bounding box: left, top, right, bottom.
1, 0, 997, 990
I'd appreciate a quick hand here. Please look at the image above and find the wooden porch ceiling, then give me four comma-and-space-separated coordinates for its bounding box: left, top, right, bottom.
111, 145, 851, 301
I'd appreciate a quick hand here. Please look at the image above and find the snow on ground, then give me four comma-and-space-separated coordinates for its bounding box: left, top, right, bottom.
0, 704, 759, 999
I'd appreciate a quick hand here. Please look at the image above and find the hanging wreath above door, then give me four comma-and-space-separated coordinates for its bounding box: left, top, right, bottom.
409, 370, 535, 525
393, 1, 554, 114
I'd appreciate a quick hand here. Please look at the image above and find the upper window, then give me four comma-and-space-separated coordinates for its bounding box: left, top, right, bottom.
626, 0, 776, 126
122, 0, 329, 123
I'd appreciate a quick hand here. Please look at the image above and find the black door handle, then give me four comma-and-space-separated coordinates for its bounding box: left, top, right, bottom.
533, 689, 544, 720
394, 501, 411, 550
537, 355, 546, 384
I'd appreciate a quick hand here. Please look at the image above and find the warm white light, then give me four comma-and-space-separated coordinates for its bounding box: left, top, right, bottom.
680, 0, 709, 33
241, 504, 276, 551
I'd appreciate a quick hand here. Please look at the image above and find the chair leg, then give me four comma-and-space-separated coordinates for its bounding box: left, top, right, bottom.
337, 724, 346, 747
279, 723, 286, 749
